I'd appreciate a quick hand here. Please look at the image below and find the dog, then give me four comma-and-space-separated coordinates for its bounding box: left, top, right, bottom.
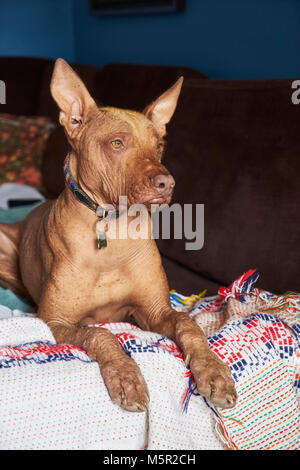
0, 59, 237, 412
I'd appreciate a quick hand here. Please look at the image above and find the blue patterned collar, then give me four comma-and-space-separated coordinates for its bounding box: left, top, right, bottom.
63, 152, 121, 249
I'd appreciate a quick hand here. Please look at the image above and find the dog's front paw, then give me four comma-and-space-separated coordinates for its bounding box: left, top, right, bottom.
189, 351, 237, 409
100, 358, 149, 412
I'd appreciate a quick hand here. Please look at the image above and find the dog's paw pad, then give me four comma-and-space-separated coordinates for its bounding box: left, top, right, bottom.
190, 352, 237, 409
101, 359, 149, 412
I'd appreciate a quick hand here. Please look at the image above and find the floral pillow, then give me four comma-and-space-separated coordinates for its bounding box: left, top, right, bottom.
0, 114, 55, 188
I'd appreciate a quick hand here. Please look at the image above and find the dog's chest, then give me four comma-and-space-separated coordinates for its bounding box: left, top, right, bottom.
72, 239, 155, 320
73, 258, 142, 325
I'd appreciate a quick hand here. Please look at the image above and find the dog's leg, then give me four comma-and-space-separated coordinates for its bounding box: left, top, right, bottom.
49, 322, 149, 412
137, 307, 237, 409
0, 221, 29, 297
37, 282, 149, 412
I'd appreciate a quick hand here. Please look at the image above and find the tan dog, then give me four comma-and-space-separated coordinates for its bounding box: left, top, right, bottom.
0, 59, 237, 411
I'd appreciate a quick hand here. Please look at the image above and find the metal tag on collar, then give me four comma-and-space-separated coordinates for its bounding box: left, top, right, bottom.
96, 206, 109, 219
96, 219, 107, 250
96, 206, 109, 250
95, 205, 121, 249
97, 231, 107, 250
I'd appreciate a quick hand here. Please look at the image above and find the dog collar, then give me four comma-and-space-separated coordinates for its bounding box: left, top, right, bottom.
64, 152, 120, 249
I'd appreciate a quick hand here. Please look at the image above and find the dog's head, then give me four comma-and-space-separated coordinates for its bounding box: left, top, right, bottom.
51, 59, 183, 210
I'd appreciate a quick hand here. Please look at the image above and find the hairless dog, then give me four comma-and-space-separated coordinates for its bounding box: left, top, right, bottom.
0, 59, 237, 412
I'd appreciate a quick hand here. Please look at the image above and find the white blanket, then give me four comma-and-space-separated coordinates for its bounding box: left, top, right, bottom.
0, 307, 223, 450
0, 270, 299, 450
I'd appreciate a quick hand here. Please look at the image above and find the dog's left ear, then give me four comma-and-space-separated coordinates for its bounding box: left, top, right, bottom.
144, 77, 183, 136
50, 58, 97, 136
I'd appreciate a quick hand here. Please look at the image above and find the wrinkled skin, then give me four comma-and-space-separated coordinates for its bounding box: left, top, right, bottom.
0, 59, 237, 411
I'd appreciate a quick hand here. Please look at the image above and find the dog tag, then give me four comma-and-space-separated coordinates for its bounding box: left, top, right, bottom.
96, 219, 108, 249
95, 205, 121, 250
97, 231, 107, 250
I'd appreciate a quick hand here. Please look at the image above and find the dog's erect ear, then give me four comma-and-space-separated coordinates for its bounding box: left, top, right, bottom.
50, 58, 97, 134
144, 77, 183, 136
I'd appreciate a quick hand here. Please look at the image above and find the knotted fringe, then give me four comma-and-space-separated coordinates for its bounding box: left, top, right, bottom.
182, 269, 259, 413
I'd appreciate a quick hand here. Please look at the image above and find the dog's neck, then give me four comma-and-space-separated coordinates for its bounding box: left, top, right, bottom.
64, 151, 118, 218
64, 151, 123, 249
54, 186, 154, 271
60, 151, 153, 251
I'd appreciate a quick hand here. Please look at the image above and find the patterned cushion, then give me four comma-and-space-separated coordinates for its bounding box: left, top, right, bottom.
0, 114, 55, 188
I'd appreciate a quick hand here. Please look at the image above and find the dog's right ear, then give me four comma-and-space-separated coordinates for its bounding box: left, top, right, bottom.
144, 77, 183, 137
50, 58, 97, 136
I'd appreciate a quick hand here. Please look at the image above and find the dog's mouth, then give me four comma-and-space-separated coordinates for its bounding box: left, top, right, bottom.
115, 196, 170, 212
143, 195, 172, 209
114, 173, 175, 212
145, 196, 167, 204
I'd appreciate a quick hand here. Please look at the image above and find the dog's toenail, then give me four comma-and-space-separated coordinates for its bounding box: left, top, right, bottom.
137, 402, 147, 412
226, 394, 234, 405
184, 354, 190, 367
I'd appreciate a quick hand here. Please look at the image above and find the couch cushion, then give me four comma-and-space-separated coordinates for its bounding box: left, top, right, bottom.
96, 63, 207, 110
0, 57, 51, 116
157, 78, 300, 294
161, 255, 220, 295
0, 113, 55, 188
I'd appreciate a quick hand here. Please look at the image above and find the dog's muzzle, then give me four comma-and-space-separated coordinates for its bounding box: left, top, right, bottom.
151, 174, 175, 197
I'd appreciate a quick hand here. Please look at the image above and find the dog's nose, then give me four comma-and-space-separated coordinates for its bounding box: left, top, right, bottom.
151, 174, 175, 194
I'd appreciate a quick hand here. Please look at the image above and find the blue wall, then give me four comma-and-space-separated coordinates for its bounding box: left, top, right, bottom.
73, 0, 300, 78
0, 0, 75, 62
0, 0, 299, 79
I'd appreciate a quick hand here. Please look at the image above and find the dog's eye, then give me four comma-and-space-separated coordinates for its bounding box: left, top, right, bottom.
111, 139, 124, 150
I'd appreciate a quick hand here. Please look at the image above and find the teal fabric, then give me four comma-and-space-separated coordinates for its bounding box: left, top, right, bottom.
0, 202, 41, 224
0, 203, 40, 310
0, 287, 32, 311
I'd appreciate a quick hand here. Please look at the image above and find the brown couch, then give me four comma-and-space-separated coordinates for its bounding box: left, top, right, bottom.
0, 57, 299, 295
